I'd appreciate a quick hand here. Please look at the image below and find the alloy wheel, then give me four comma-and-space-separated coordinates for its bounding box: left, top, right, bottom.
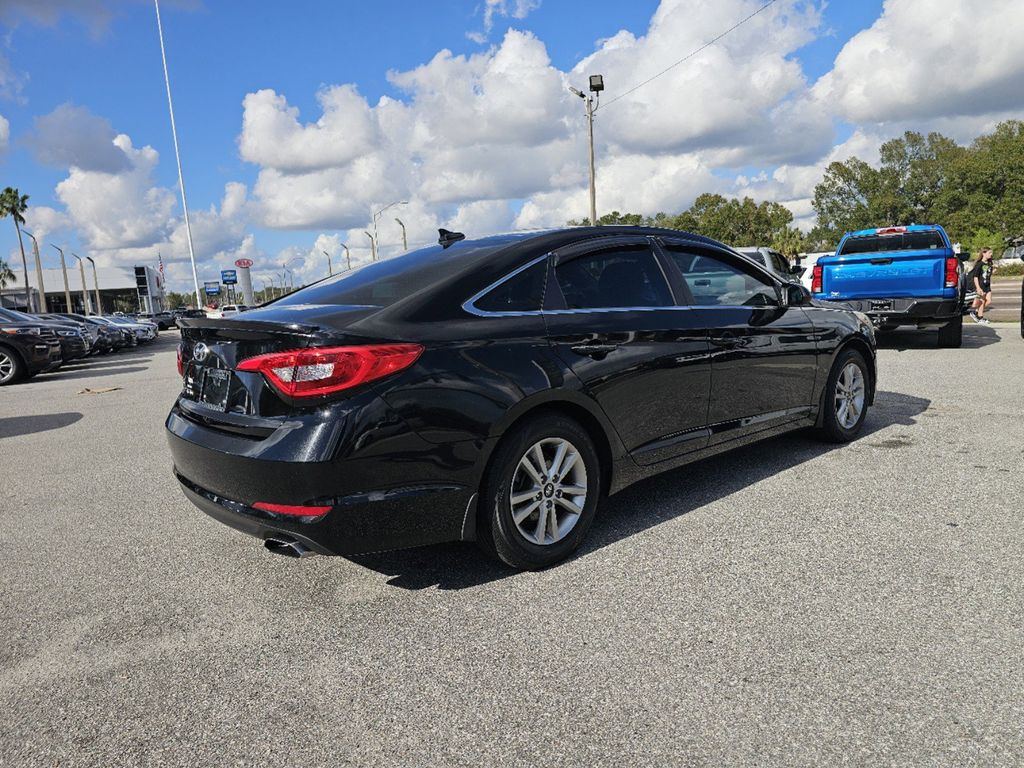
0, 351, 15, 384
834, 361, 865, 430
509, 437, 588, 546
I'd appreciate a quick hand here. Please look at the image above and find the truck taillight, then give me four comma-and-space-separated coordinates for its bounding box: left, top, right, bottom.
811, 264, 823, 294
944, 257, 958, 288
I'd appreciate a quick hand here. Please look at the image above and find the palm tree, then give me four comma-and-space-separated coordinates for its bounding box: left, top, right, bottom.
0, 187, 30, 310
0, 257, 14, 291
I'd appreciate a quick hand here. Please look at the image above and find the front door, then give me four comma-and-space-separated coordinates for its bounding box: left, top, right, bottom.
658, 242, 819, 444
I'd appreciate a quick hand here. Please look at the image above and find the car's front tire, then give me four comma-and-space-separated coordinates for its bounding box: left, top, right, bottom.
816, 348, 870, 443
479, 415, 601, 570
0, 347, 26, 386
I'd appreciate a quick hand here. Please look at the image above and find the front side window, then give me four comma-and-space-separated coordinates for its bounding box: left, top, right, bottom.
667, 249, 779, 307
554, 246, 672, 310
473, 260, 546, 313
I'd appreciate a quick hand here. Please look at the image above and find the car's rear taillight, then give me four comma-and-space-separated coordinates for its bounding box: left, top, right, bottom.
253, 502, 331, 517
237, 344, 423, 397
176, 344, 184, 377
811, 264, 823, 294
944, 257, 958, 288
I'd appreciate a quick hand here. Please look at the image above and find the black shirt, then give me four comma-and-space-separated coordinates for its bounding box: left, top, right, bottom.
970, 260, 993, 292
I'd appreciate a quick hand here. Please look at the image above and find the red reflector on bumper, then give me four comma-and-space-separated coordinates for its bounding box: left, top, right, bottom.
253, 502, 331, 517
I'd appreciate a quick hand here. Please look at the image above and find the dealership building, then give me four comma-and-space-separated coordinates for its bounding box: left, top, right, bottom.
1, 265, 166, 314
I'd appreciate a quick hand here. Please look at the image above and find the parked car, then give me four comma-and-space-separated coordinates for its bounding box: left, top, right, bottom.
86, 316, 136, 347
132, 312, 174, 330
0, 308, 89, 361
41, 313, 101, 352
49, 312, 121, 352
105, 315, 156, 343
735, 246, 805, 282
168, 226, 877, 569
206, 304, 249, 319
811, 225, 968, 347
174, 308, 208, 320
0, 319, 62, 385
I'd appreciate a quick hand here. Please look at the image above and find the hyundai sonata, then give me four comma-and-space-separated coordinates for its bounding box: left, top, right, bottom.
168, 226, 875, 569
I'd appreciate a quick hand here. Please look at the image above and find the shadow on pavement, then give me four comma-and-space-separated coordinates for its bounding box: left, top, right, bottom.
877, 324, 999, 351
349, 389, 932, 591
0, 412, 83, 439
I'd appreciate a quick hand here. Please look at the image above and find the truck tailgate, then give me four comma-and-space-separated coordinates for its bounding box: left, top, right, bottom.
823, 251, 946, 299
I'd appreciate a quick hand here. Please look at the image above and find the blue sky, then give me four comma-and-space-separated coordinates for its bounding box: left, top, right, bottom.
3, 0, 1020, 291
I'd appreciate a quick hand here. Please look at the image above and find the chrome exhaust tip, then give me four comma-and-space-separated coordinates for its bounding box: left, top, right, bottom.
264, 537, 315, 558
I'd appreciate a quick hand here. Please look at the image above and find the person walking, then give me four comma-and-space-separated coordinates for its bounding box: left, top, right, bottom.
968, 247, 994, 324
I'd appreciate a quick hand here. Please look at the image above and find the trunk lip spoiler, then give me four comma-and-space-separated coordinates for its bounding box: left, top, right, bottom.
176, 316, 320, 335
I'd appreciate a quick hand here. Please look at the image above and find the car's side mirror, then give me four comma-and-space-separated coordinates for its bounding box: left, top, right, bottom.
786, 283, 809, 306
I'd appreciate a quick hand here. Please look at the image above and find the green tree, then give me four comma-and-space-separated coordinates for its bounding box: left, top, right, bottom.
0, 187, 30, 309
0, 257, 14, 290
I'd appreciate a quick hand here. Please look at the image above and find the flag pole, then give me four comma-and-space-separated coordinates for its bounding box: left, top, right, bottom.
154, 0, 202, 310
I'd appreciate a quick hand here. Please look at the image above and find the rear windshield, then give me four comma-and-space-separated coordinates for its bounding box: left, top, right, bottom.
839, 231, 946, 255
273, 235, 528, 309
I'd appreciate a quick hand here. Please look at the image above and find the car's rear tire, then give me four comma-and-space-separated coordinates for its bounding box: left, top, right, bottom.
0, 346, 26, 386
815, 348, 870, 443
937, 314, 962, 348
478, 415, 601, 570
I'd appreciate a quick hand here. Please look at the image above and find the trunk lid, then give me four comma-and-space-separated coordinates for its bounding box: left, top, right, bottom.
177, 304, 381, 419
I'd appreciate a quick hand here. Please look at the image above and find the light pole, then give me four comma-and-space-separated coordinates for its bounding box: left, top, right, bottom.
372, 200, 407, 259
155, 0, 202, 310
285, 257, 303, 290
395, 218, 407, 251
51, 244, 73, 314
71, 253, 91, 315
85, 256, 102, 315
568, 74, 603, 226
266, 275, 276, 299
323, 249, 333, 276
22, 230, 45, 313
278, 272, 287, 295
341, 243, 351, 270
363, 231, 376, 261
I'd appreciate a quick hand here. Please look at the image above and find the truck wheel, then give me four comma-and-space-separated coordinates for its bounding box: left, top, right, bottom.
937, 315, 962, 348
815, 348, 870, 443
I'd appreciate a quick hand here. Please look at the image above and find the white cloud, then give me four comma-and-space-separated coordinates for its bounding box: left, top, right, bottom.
467, 0, 542, 43
814, 0, 1024, 124
30, 103, 131, 172
0, 114, 9, 154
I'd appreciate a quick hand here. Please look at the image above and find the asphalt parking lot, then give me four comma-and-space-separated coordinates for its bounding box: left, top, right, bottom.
2, 326, 1022, 766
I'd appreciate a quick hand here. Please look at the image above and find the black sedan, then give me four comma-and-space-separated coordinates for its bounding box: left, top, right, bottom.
169, 227, 876, 569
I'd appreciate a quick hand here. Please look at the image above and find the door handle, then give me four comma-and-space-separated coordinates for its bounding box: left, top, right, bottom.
570, 343, 620, 358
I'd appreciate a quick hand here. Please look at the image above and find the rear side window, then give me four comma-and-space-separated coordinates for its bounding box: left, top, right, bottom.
667, 249, 779, 308
555, 246, 671, 310
474, 260, 547, 313
840, 231, 945, 255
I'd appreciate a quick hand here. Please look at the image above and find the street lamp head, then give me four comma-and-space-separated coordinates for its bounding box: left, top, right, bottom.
589, 74, 604, 93
86, 256, 95, 265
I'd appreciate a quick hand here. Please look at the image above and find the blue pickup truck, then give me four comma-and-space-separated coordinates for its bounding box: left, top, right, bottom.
811, 224, 967, 348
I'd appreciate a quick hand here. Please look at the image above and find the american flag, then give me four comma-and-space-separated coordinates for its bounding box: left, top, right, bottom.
158, 253, 164, 276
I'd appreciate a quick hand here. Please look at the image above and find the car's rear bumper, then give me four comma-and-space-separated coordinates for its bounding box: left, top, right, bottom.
825, 297, 961, 327
166, 402, 478, 556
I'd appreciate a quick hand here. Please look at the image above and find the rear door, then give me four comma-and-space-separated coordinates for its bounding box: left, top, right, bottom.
659, 241, 818, 443
543, 237, 711, 465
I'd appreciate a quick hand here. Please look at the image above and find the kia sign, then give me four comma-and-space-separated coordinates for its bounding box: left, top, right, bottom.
233, 259, 255, 305
221, 269, 238, 285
